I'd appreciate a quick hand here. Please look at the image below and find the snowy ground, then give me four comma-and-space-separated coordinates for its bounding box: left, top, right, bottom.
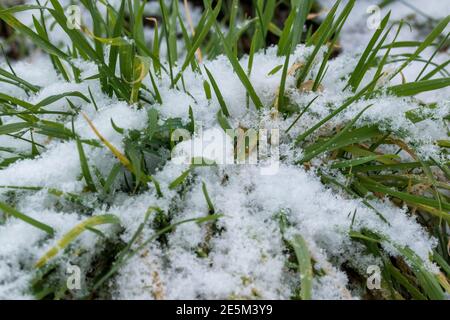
0, 1, 448, 299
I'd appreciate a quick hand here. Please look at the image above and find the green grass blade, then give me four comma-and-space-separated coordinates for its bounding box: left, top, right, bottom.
92, 214, 223, 291
0, 122, 31, 135
169, 167, 192, 189
358, 176, 450, 214
347, 12, 391, 91
202, 181, 215, 214
204, 66, 230, 117
76, 139, 97, 192
299, 105, 373, 163
0, 201, 54, 235
331, 154, 400, 169
295, 76, 381, 146
35, 92, 90, 109
389, 15, 450, 80
174, 0, 222, 84
388, 78, 450, 96
290, 234, 313, 300
213, 23, 263, 109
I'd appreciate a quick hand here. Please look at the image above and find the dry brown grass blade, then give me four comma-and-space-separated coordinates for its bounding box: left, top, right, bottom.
184, 0, 203, 63
81, 112, 132, 171
307, 9, 329, 20
140, 249, 165, 299
298, 79, 324, 92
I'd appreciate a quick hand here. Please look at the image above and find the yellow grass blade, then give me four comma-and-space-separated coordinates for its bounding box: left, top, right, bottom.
35, 214, 120, 268
81, 112, 132, 171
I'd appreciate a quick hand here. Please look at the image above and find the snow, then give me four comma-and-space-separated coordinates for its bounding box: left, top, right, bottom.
0, 0, 448, 300
112, 163, 437, 299
0, 141, 82, 191
318, 0, 450, 103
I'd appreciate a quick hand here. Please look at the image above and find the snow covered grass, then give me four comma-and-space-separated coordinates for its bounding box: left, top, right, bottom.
0, 0, 449, 300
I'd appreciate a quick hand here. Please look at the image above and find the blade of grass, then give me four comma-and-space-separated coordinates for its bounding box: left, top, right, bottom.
389, 15, 450, 81
0, 201, 54, 235
92, 214, 223, 291
204, 66, 230, 117
174, 0, 222, 84
295, 75, 382, 146
331, 154, 400, 169
76, 138, 97, 192
35, 214, 120, 268
212, 22, 263, 110
388, 78, 450, 96
299, 105, 373, 163
347, 12, 391, 91
290, 234, 313, 300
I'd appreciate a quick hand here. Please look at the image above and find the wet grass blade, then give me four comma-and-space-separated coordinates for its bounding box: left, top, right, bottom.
278, 0, 313, 56
169, 167, 192, 190
277, 0, 314, 109
350, 230, 446, 300
92, 214, 223, 292
388, 78, 450, 96
0, 122, 31, 135
76, 139, 97, 192
204, 66, 230, 117
295, 74, 382, 146
213, 23, 263, 110
290, 234, 313, 300
174, 0, 222, 84
0, 9, 69, 60
331, 154, 400, 169
347, 12, 391, 91
389, 15, 450, 80
158, 0, 175, 86
421, 60, 450, 81
0, 201, 54, 235
202, 181, 215, 214
297, 0, 355, 87
0, 66, 39, 92
35, 214, 120, 268
34, 92, 90, 110
285, 96, 319, 133
299, 105, 373, 163
107, 0, 126, 89
82, 112, 132, 170
358, 176, 450, 215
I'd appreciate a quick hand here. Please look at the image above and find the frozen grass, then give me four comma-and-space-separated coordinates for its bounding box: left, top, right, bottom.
0, 0, 449, 299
